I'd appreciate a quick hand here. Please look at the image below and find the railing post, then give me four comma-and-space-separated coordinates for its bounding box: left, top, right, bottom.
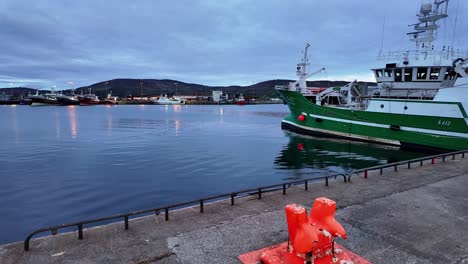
124, 216, 129, 230
325, 177, 329, 187
282, 184, 286, 195
380, 168, 383, 175
442, 155, 445, 162
364, 170, 368, 179
304, 180, 308, 190
78, 224, 83, 240
407, 162, 411, 169
200, 200, 204, 213
394, 165, 398, 172
230, 193, 235, 205
432, 158, 435, 164
452, 154, 455, 160
165, 208, 169, 221
463, 152, 465, 158
24, 237, 31, 251
420, 160, 423, 166
258, 188, 262, 199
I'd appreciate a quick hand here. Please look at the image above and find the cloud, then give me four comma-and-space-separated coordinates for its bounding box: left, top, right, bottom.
0, 0, 466, 88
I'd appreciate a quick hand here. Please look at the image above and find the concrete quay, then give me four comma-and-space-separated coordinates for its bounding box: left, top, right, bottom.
1, 157, 467, 264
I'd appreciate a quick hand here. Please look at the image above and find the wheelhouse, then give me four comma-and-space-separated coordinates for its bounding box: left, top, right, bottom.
372, 64, 459, 87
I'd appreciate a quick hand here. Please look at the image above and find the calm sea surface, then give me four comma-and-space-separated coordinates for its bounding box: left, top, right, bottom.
0, 104, 428, 243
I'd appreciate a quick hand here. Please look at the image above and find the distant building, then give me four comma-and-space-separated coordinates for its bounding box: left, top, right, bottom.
212, 91, 223, 102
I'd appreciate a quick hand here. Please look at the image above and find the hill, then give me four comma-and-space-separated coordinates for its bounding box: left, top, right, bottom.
0, 79, 375, 99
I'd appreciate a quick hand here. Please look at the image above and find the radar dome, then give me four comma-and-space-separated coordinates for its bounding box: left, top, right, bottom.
420, 3, 432, 15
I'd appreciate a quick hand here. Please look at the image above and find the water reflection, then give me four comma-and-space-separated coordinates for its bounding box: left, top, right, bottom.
10, 105, 18, 143
172, 104, 181, 113
55, 110, 61, 139
275, 132, 427, 175
67, 106, 78, 139
175, 119, 181, 136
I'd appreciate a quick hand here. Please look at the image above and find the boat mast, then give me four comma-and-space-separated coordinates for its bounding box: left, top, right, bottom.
294, 43, 325, 93
409, 0, 449, 54
296, 43, 311, 93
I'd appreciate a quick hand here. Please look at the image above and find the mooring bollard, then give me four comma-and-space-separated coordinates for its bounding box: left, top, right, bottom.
238, 197, 370, 264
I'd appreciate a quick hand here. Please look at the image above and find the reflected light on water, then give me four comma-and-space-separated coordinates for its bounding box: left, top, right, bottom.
11, 105, 18, 143
106, 115, 112, 136
172, 105, 181, 113
68, 105, 78, 139
175, 119, 181, 136
55, 110, 61, 139
219, 107, 224, 116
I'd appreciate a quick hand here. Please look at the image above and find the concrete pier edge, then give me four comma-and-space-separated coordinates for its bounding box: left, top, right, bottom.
0, 155, 467, 263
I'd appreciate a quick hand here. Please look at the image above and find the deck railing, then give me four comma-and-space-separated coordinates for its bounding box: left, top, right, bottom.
24, 150, 467, 251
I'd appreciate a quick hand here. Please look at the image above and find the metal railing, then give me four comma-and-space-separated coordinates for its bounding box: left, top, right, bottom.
23, 150, 467, 251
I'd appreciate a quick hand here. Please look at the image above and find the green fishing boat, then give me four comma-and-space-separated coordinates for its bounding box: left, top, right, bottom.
277, 0, 468, 151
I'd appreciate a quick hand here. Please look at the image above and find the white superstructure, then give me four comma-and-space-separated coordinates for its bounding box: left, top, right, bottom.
370, 0, 467, 98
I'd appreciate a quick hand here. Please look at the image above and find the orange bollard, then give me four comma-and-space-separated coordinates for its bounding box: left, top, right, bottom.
285, 204, 318, 254
239, 197, 371, 264
309, 197, 347, 239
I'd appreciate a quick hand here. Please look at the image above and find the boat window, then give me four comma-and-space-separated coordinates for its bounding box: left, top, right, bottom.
376, 70, 383, 78
444, 67, 457, 80
404, 68, 412, 82
384, 69, 392, 77
395, 68, 402, 82
444, 67, 452, 80
416, 67, 428, 80
429, 67, 440, 80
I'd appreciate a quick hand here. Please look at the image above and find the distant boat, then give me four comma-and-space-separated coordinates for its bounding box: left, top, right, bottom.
151, 94, 186, 105
103, 91, 118, 105
56, 91, 79, 105
236, 94, 247, 105
78, 89, 100, 105
0, 93, 19, 105
29, 90, 59, 106
19, 99, 32, 105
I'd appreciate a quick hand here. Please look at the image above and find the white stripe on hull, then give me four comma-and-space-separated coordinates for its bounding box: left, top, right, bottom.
31, 102, 55, 106
307, 113, 468, 139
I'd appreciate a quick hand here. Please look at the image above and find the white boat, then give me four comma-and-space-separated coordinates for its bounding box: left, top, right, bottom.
152, 94, 186, 105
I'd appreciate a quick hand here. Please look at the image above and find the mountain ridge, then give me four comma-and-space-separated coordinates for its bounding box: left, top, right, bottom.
1, 79, 375, 99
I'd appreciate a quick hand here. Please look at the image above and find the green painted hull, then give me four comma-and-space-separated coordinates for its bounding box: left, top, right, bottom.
277, 90, 468, 151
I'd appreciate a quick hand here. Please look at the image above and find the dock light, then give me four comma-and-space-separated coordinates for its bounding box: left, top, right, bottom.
298, 114, 306, 122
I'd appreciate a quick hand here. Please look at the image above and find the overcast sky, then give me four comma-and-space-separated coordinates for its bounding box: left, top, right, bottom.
0, 0, 467, 89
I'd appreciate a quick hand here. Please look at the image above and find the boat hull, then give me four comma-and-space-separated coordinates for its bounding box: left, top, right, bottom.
57, 97, 80, 105
30, 98, 60, 106
79, 98, 100, 105
277, 89, 468, 151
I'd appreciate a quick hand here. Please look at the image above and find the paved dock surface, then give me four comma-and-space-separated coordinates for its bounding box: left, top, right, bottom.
1, 157, 467, 263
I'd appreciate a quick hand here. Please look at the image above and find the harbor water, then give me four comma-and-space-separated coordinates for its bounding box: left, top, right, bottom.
0, 104, 428, 243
